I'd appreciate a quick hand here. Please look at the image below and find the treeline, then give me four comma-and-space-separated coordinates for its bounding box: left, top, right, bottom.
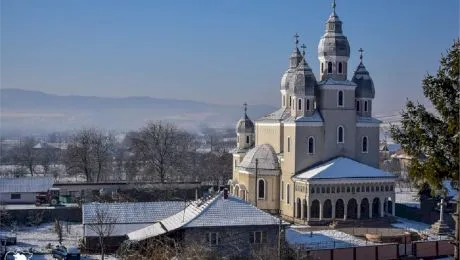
0, 121, 234, 185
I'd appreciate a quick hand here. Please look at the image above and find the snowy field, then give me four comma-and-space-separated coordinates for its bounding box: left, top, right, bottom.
286, 228, 376, 249
391, 217, 450, 240
0, 222, 119, 260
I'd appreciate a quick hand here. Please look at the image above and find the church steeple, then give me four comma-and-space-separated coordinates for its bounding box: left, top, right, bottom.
289, 33, 303, 69
318, 0, 350, 81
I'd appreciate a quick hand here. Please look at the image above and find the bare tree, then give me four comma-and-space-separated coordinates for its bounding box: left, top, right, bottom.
65, 128, 115, 182
14, 137, 38, 175
131, 121, 193, 182
55, 219, 63, 245
87, 206, 116, 260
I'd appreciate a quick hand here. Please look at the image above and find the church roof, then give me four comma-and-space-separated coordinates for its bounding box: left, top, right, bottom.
256, 107, 291, 122
357, 116, 382, 124
238, 144, 280, 175
318, 78, 357, 87
293, 157, 396, 180
284, 110, 324, 123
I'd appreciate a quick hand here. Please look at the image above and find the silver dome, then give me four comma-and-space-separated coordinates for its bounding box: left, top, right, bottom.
352, 62, 375, 98
236, 114, 255, 134
238, 144, 280, 175
289, 57, 317, 96
318, 13, 350, 58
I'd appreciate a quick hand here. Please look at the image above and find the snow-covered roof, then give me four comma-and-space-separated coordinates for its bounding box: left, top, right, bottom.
238, 144, 280, 175
256, 107, 290, 122
0, 176, 53, 193
293, 157, 396, 180
127, 193, 284, 241
283, 111, 324, 124
318, 78, 357, 87
357, 116, 382, 124
82, 201, 186, 224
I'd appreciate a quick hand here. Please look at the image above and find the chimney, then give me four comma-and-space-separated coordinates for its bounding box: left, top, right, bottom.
223, 188, 229, 199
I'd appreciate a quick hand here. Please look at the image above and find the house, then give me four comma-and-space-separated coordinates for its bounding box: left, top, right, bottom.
0, 176, 53, 204
229, 1, 397, 223
82, 201, 186, 252
127, 191, 286, 257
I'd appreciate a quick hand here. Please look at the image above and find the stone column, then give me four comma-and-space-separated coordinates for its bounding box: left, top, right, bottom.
301, 200, 305, 220
391, 196, 396, 216
357, 200, 361, 219
306, 200, 311, 221
369, 199, 373, 218
332, 200, 336, 220
343, 203, 347, 221
319, 201, 323, 220
380, 199, 384, 217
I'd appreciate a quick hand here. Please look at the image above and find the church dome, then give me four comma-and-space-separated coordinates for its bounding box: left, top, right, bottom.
238, 144, 280, 175
289, 56, 317, 96
236, 114, 254, 134
280, 69, 293, 91
318, 9, 350, 58
352, 62, 375, 98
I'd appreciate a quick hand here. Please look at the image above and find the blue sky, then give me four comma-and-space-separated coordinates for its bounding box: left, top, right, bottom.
1, 0, 458, 115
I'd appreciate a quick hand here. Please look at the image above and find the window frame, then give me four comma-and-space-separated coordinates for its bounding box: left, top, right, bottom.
362, 136, 368, 153
356, 100, 360, 112
257, 178, 266, 200
250, 231, 268, 244
364, 101, 368, 112
306, 99, 310, 111
246, 135, 250, 144
10, 193, 21, 200
207, 232, 220, 246
337, 90, 344, 107
338, 62, 343, 74
286, 184, 291, 204
337, 125, 344, 144
287, 137, 291, 153
298, 99, 302, 111
307, 136, 315, 154
327, 62, 333, 73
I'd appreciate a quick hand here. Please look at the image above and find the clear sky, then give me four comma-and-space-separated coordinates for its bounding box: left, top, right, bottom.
1, 0, 458, 115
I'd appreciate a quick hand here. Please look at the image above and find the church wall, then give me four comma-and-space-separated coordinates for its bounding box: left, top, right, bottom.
255, 123, 282, 153
355, 126, 380, 168
294, 125, 325, 172
318, 88, 355, 110
232, 154, 245, 181
280, 125, 296, 219
321, 108, 357, 160
236, 173, 280, 212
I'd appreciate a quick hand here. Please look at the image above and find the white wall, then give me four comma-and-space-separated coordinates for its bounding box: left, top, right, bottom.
0, 192, 37, 204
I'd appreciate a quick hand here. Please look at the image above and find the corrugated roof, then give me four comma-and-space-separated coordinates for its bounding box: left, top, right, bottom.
293, 157, 397, 180
82, 201, 186, 224
0, 177, 53, 193
127, 193, 284, 241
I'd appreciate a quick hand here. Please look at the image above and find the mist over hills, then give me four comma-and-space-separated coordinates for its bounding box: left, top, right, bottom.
0, 88, 276, 135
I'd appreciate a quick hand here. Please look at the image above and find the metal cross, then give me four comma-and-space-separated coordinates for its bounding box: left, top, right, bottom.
358, 48, 364, 62
438, 198, 446, 221
332, 0, 336, 13
294, 33, 299, 47
300, 44, 307, 56
243, 102, 248, 115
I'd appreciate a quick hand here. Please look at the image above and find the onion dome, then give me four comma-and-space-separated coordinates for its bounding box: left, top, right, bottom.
281, 33, 303, 91
352, 48, 375, 98
289, 46, 317, 96
317, 1, 350, 58
238, 144, 280, 175
236, 103, 255, 134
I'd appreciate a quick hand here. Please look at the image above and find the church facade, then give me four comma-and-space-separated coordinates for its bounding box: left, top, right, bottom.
229, 3, 397, 223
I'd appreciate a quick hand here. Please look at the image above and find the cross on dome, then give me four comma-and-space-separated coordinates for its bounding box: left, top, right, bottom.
243, 102, 248, 116
300, 44, 307, 56
332, 0, 337, 14
359, 48, 364, 62
294, 33, 299, 47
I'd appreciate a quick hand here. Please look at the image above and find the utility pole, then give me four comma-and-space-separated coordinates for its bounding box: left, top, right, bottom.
255, 159, 258, 207
278, 210, 282, 260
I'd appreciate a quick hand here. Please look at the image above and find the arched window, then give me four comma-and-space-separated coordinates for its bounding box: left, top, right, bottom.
322, 187, 325, 193
327, 187, 330, 193
281, 181, 284, 200
298, 99, 302, 110
327, 62, 332, 73
246, 136, 250, 144
311, 186, 315, 193
289, 96, 292, 107
287, 137, 291, 152
338, 91, 344, 107
357, 187, 360, 192
337, 126, 344, 143
376, 186, 380, 192
306, 99, 310, 111
364, 101, 368, 112
346, 186, 350, 193
338, 62, 343, 73
337, 186, 341, 193
362, 136, 368, 153
356, 101, 360, 111
286, 184, 291, 204
308, 136, 315, 154
385, 185, 389, 191
258, 179, 265, 199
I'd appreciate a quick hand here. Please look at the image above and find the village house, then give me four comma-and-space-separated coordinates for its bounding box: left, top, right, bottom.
0, 176, 53, 204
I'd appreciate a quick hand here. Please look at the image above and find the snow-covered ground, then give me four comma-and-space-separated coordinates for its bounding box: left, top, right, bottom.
395, 189, 420, 208
0, 222, 119, 259
391, 217, 450, 240
286, 228, 376, 249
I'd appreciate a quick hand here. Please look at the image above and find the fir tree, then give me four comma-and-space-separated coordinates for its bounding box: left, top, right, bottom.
390, 39, 459, 190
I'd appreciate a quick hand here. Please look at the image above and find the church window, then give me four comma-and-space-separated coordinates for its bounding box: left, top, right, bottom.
287, 137, 291, 152
307, 137, 315, 154
287, 184, 291, 204
327, 62, 333, 73
298, 99, 302, 110
337, 186, 340, 193
326, 187, 330, 193
283, 96, 286, 107
321, 63, 324, 73
332, 187, 335, 193
311, 187, 315, 193
364, 101, 368, 112
246, 136, 250, 144
338, 62, 343, 74
385, 185, 389, 191
346, 187, 350, 193
258, 179, 265, 199
362, 136, 368, 153
371, 186, 375, 192
357, 187, 360, 192
356, 101, 360, 111
366, 186, 370, 192
289, 96, 292, 107
306, 99, 310, 111
337, 126, 344, 143
338, 91, 344, 107
341, 186, 345, 193
376, 186, 380, 192
281, 181, 284, 200
322, 187, 325, 193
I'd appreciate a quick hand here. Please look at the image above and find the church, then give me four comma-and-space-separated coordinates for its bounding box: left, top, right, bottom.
229, 2, 397, 224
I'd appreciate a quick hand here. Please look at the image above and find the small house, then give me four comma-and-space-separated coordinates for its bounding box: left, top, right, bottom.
0, 177, 53, 204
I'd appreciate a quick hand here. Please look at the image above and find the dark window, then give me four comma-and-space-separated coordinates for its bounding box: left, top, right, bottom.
308, 137, 315, 154
281, 181, 284, 200
366, 186, 370, 192
337, 186, 340, 193
321, 63, 324, 73
298, 99, 302, 110
287, 184, 290, 204
251, 231, 267, 244
376, 186, 380, 192
338, 62, 343, 73
356, 101, 360, 111
390, 185, 394, 191
316, 187, 320, 194
289, 96, 292, 107
338, 91, 343, 106
385, 186, 389, 191
328, 62, 333, 73
332, 187, 335, 193
337, 126, 344, 143
362, 137, 368, 153
357, 187, 360, 192
371, 186, 375, 192
10, 194, 21, 200
322, 187, 325, 193
207, 232, 219, 245
327, 187, 330, 193
341, 186, 345, 193
258, 179, 265, 199
246, 136, 250, 144
287, 137, 291, 152
352, 187, 355, 193
346, 187, 350, 193
311, 187, 315, 194
364, 101, 368, 112
306, 99, 310, 111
